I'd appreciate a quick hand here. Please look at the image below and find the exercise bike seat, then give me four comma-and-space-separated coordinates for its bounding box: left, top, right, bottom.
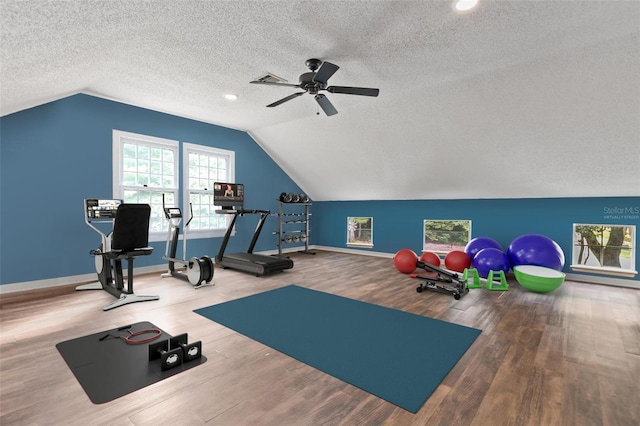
105, 246, 154, 259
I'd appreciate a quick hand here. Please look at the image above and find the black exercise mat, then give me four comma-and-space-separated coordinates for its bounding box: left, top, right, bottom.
56, 321, 206, 404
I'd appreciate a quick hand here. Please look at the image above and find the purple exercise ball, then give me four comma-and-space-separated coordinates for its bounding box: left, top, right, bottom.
507, 234, 565, 271
472, 248, 511, 278
464, 237, 503, 261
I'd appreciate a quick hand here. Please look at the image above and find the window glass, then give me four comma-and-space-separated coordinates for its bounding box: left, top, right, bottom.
347, 217, 373, 247
573, 224, 636, 273
423, 220, 471, 253
183, 143, 235, 237
113, 130, 178, 238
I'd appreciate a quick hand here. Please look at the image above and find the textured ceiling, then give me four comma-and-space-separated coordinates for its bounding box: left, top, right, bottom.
2, 0, 639, 201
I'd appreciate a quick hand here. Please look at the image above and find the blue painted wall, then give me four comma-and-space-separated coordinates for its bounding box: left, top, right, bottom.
1, 94, 638, 286
312, 197, 640, 282
0, 94, 302, 285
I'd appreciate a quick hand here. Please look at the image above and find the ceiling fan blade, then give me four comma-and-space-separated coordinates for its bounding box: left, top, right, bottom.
315, 94, 338, 116
327, 86, 380, 97
267, 92, 305, 107
250, 81, 301, 88
313, 61, 339, 85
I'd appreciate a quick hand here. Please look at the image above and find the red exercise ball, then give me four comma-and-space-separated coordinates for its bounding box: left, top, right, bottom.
393, 249, 418, 274
420, 251, 441, 267
444, 250, 471, 273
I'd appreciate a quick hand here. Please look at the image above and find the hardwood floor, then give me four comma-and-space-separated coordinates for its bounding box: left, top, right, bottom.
1, 250, 639, 425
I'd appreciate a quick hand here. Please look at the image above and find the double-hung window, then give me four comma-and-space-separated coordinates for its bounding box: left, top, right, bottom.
113, 130, 179, 241
183, 143, 235, 238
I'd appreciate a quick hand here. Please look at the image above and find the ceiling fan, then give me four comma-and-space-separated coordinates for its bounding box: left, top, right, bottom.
250, 58, 379, 116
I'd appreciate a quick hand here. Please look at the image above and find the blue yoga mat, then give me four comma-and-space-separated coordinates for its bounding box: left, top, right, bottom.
194, 285, 481, 413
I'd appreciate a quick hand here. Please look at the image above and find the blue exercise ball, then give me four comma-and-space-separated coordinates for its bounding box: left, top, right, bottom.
464, 237, 503, 261
507, 234, 565, 271
472, 248, 510, 278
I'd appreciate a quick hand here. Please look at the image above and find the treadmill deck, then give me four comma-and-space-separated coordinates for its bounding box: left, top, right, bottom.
217, 253, 293, 276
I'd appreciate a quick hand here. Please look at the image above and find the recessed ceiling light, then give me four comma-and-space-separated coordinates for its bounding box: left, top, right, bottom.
455, 0, 478, 11
223, 93, 238, 101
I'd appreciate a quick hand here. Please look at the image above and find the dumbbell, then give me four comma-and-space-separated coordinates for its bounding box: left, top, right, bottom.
298, 193, 309, 203
284, 235, 293, 244
279, 192, 293, 203
292, 235, 300, 243
149, 339, 183, 371
170, 333, 202, 363
300, 233, 307, 242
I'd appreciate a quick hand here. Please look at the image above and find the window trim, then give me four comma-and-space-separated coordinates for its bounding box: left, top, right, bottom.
346, 216, 374, 248
182, 142, 236, 239
112, 129, 179, 243
571, 223, 637, 278
423, 219, 472, 255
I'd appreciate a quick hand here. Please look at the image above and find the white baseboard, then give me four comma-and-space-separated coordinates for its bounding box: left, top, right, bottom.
565, 272, 640, 289
311, 245, 395, 258
0, 264, 168, 295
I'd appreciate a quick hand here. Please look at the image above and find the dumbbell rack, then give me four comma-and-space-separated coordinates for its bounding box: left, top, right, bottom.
275, 200, 314, 256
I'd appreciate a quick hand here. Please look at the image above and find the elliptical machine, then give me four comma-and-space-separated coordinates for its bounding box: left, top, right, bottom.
161, 195, 214, 288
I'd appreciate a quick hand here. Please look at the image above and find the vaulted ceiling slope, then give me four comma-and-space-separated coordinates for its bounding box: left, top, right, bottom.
1, 1, 639, 201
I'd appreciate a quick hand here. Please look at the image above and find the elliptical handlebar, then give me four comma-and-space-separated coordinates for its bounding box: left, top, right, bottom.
162, 193, 195, 261
162, 194, 194, 226
185, 203, 194, 228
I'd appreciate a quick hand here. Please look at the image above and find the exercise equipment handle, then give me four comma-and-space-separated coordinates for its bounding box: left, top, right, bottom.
185, 203, 194, 228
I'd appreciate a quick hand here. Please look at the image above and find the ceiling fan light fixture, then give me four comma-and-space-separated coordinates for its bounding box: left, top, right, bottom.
455, 0, 478, 11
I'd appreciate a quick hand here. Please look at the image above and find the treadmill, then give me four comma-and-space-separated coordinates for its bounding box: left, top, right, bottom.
213, 182, 293, 276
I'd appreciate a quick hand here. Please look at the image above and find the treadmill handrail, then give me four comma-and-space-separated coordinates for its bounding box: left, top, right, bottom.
247, 211, 269, 254
215, 209, 271, 260
216, 209, 270, 215
216, 213, 238, 262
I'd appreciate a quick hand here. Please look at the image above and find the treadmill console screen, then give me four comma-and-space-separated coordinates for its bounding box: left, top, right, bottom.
85, 198, 122, 220
213, 182, 244, 209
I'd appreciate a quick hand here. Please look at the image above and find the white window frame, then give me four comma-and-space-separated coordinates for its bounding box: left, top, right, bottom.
183, 143, 235, 239
347, 216, 374, 248
112, 130, 179, 242
571, 223, 637, 278
423, 219, 472, 255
